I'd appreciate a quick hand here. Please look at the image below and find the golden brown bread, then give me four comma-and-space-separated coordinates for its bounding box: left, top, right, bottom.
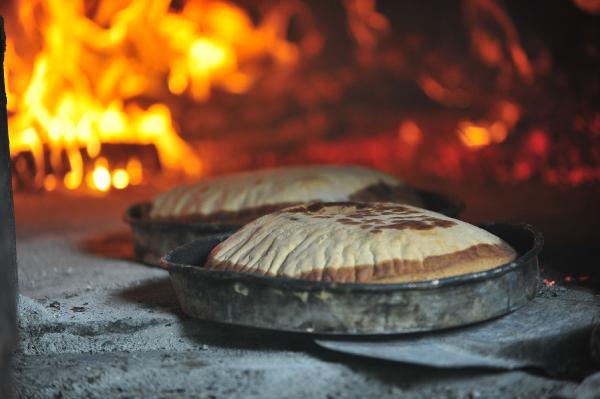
149, 165, 422, 224
206, 202, 517, 283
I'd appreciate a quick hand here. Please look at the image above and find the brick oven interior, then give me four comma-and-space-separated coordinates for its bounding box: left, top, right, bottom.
1, 1, 600, 398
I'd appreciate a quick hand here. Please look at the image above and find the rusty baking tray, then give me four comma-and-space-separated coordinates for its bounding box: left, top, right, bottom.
160, 223, 542, 335
125, 189, 463, 265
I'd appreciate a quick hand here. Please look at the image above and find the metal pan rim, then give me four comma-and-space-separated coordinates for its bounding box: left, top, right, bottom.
161, 223, 542, 292
123, 202, 242, 231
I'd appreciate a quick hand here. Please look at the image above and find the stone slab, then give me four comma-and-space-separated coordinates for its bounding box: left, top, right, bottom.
316, 285, 600, 376
15, 350, 577, 399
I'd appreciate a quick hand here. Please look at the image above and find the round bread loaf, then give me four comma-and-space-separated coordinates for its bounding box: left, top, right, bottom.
206, 202, 517, 283
149, 165, 421, 224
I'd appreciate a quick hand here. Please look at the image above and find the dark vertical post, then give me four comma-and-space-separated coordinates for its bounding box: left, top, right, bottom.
0, 16, 17, 399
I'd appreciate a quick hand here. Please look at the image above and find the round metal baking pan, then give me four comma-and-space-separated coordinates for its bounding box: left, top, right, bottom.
125, 189, 463, 265
161, 223, 542, 335
124, 202, 241, 265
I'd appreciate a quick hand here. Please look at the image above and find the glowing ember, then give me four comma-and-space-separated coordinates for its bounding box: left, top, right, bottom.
92, 166, 111, 192
458, 122, 492, 148
111, 169, 130, 190
512, 160, 532, 181
489, 122, 508, 143
398, 120, 423, 146
126, 157, 144, 186
498, 101, 521, 127
527, 130, 550, 156
64, 171, 82, 191
458, 112, 514, 149
543, 279, 556, 287
42, 174, 57, 192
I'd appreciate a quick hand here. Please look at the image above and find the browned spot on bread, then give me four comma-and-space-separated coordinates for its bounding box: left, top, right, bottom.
381, 219, 454, 230
283, 206, 306, 213
306, 203, 325, 212
287, 201, 373, 215
282, 201, 458, 231
337, 218, 362, 225
428, 218, 456, 228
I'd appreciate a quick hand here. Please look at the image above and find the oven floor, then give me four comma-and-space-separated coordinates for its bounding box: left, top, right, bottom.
13, 190, 599, 398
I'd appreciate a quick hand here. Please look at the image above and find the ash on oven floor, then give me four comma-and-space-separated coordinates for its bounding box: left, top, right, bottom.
13, 192, 600, 399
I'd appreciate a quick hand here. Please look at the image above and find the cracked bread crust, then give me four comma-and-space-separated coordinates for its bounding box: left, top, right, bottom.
148, 165, 421, 224
206, 202, 517, 283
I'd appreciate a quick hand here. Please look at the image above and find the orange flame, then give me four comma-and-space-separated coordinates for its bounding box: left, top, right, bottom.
5, 0, 310, 191
464, 0, 534, 83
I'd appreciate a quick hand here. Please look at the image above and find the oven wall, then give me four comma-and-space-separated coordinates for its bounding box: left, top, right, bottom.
0, 16, 18, 399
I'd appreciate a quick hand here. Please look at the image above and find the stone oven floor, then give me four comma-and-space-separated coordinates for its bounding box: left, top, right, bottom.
13, 189, 600, 398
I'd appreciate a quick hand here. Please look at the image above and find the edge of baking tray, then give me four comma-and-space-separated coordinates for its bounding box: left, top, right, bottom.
162, 223, 542, 292
123, 188, 464, 228
123, 202, 242, 265
123, 202, 242, 231
160, 223, 542, 334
